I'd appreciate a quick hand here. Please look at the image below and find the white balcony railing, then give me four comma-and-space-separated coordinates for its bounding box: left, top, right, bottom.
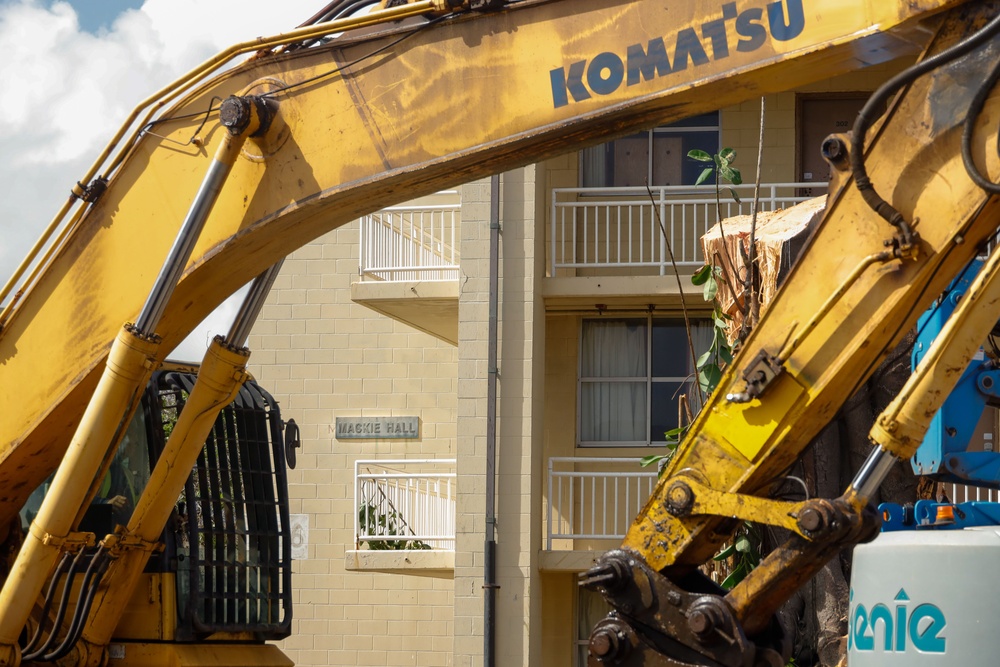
546, 457, 659, 550
551, 183, 828, 274
359, 203, 460, 282
949, 484, 1000, 503
355, 459, 456, 550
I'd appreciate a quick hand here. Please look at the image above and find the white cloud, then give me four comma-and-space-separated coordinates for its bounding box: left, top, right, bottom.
0, 0, 319, 359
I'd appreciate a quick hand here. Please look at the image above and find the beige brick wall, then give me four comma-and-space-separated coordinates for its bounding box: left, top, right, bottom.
249, 219, 458, 667
541, 573, 579, 667
245, 63, 913, 666
721, 57, 917, 183
453, 170, 546, 667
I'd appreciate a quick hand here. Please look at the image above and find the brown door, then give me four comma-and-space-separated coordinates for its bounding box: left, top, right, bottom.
797, 94, 868, 197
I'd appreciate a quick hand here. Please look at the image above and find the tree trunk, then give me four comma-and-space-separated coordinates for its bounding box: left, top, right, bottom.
790, 332, 917, 666
702, 201, 919, 666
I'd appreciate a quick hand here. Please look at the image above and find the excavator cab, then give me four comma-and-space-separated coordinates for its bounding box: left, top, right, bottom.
15, 366, 292, 662
150, 366, 292, 641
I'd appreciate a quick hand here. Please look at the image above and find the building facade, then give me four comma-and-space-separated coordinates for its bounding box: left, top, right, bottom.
246, 62, 915, 667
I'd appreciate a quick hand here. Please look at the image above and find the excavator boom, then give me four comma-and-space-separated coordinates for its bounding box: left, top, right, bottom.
2, 0, 998, 665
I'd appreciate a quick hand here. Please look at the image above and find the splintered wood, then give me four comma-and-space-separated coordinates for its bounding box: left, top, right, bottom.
700, 196, 826, 344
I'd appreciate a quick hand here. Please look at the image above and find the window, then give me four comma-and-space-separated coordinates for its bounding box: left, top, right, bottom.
580, 112, 721, 187
578, 317, 712, 446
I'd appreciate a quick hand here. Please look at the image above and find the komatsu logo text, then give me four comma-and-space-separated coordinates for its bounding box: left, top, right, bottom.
550, 0, 804, 108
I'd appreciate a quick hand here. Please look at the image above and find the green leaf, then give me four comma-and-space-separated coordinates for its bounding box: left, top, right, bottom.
726, 187, 741, 204
664, 426, 686, 439
694, 167, 714, 186
719, 147, 736, 162
696, 348, 713, 368
698, 365, 723, 393
712, 153, 722, 168
703, 276, 719, 301
691, 264, 713, 285
719, 346, 734, 366
720, 569, 743, 590
640, 454, 665, 468
714, 544, 736, 561
728, 167, 743, 185
687, 149, 712, 162
735, 535, 751, 553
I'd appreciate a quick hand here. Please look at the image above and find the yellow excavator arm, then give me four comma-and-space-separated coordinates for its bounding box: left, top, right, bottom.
1, 0, 999, 665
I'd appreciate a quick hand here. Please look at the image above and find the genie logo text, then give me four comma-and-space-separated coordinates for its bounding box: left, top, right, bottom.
550, 0, 805, 108
848, 588, 946, 654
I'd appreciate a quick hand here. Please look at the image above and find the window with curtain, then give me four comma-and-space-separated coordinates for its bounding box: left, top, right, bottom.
579, 317, 712, 447
580, 112, 721, 188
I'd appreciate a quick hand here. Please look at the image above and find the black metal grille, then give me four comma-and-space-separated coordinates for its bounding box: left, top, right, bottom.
152, 372, 292, 640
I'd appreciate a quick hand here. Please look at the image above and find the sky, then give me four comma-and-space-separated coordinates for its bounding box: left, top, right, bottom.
0, 0, 323, 359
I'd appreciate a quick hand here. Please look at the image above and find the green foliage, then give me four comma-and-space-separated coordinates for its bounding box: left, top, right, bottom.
688, 147, 743, 204
643, 255, 734, 474
357, 502, 431, 551
690, 265, 734, 397
690, 147, 764, 595
159, 389, 186, 440
713, 521, 762, 590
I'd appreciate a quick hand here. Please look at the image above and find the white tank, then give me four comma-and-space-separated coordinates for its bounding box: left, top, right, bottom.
849, 528, 1000, 665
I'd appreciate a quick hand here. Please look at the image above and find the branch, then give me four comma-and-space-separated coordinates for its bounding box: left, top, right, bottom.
647, 183, 705, 407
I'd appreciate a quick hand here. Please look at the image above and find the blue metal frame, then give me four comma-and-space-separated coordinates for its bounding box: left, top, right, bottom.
880, 500, 1000, 531
881, 258, 1000, 531
910, 259, 1000, 485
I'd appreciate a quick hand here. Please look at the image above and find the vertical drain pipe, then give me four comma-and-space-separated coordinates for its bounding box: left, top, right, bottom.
484, 174, 500, 667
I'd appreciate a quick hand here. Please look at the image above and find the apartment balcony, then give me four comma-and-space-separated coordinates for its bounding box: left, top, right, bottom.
541, 457, 659, 572
544, 183, 826, 309
351, 198, 461, 344
350, 183, 828, 332
347, 459, 456, 574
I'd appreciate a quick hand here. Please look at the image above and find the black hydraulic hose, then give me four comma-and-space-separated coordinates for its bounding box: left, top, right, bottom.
44, 548, 111, 662
291, 0, 382, 50
297, 0, 349, 26
852, 8, 1000, 231
22, 548, 89, 662
21, 552, 72, 655
962, 58, 1000, 193
298, 0, 379, 27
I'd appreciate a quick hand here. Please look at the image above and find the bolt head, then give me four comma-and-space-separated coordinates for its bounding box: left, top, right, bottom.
588, 623, 630, 662
688, 609, 713, 635
666, 481, 694, 515
798, 507, 824, 533
590, 630, 614, 657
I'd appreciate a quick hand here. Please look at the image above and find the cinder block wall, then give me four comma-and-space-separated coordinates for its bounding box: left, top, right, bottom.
249, 221, 458, 667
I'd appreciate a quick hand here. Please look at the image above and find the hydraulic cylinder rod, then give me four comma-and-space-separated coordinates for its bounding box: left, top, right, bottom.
852, 249, 1000, 505
0, 96, 268, 666
76, 340, 252, 659
729, 249, 1000, 640
0, 328, 160, 666
76, 263, 281, 661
